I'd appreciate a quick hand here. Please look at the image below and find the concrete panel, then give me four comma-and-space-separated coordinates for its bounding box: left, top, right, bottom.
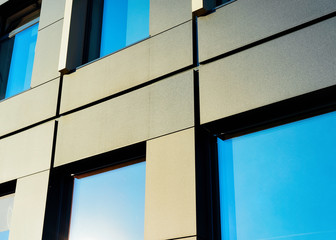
55, 70, 194, 166
198, 0, 336, 62
0, 79, 59, 137
199, 17, 336, 124
0, 122, 54, 183
149, 70, 194, 138
145, 128, 196, 240
60, 21, 193, 114
9, 171, 49, 240
58, 0, 76, 73
150, 0, 191, 36
31, 20, 63, 87
55, 88, 150, 167
0, 0, 8, 6
60, 40, 150, 113
39, 0, 66, 30
192, 0, 216, 15
149, 21, 193, 80
192, 0, 203, 12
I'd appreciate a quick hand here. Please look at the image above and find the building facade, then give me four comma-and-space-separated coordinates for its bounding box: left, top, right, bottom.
0, 0, 335, 239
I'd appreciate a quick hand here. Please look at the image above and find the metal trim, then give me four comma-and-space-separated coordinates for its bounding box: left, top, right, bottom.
8, 17, 39, 38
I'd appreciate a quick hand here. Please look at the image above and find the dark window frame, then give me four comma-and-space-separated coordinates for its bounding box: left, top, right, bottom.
61, 0, 112, 71
0, 0, 40, 100
0, 0, 41, 35
0, 180, 16, 198
61, 0, 150, 73
0, 36, 14, 99
82, 0, 104, 64
0, 179, 16, 238
195, 85, 336, 240
42, 142, 146, 240
215, 0, 233, 8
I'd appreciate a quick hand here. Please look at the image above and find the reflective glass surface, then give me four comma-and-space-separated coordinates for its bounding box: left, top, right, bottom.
0, 194, 14, 240
5, 23, 38, 98
0, 231, 9, 240
100, 0, 149, 57
69, 161, 146, 240
0, 37, 14, 100
218, 111, 336, 240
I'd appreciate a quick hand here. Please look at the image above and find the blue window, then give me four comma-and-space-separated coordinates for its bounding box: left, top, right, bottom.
0, 194, 14, 240
218, 111, 336, 240
5, 23, 38, 98
68, 160, 146, 240
82, 0, 149, 64
100, 0, 149, 57
0, 21, 38, 100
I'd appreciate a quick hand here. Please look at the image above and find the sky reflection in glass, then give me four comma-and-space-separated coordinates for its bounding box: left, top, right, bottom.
100, 0, 149, 57
69, 161, 146, 240
5, 23, 38, 98
218, 111, 336, 240
0, 194, 14, 240
0, 231, 9, 240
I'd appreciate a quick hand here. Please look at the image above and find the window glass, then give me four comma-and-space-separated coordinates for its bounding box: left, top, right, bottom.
0, 37, 14, 99
69, 161, 146, 240
5, 23, 38, 98
0, 0, 40, 100
0, 194, 14, 240
0, 231, 9, 240
218, 111, 336, 240
67, 0, 149, 67
100, 0, 149, 57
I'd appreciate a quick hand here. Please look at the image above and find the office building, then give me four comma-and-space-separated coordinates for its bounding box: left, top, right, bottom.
0, 0, 335, 239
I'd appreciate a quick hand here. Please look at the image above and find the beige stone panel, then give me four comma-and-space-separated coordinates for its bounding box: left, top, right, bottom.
55, 88, 150, 166
145, 128, 196, 240
0, 0, 8, 6
149, 70, 194, 138
0, 122, 54, 183
60, 22, 193, 114
192, 0, 203, 12
31, 20, 63, 87
58, 0, 73, 72
192, 0, 216, 15
198, 0, 336, 62
0, 79, 59, 137
60, 40, 150, 113
9, 170, 49, 240
39, 0, 66, 30
55, 70, 195, 166
150, 0, 191, 36
199, 17, 336, 124
149, 21, 193, 80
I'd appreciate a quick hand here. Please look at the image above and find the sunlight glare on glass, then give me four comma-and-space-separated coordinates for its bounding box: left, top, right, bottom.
68, 161, 146, 240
